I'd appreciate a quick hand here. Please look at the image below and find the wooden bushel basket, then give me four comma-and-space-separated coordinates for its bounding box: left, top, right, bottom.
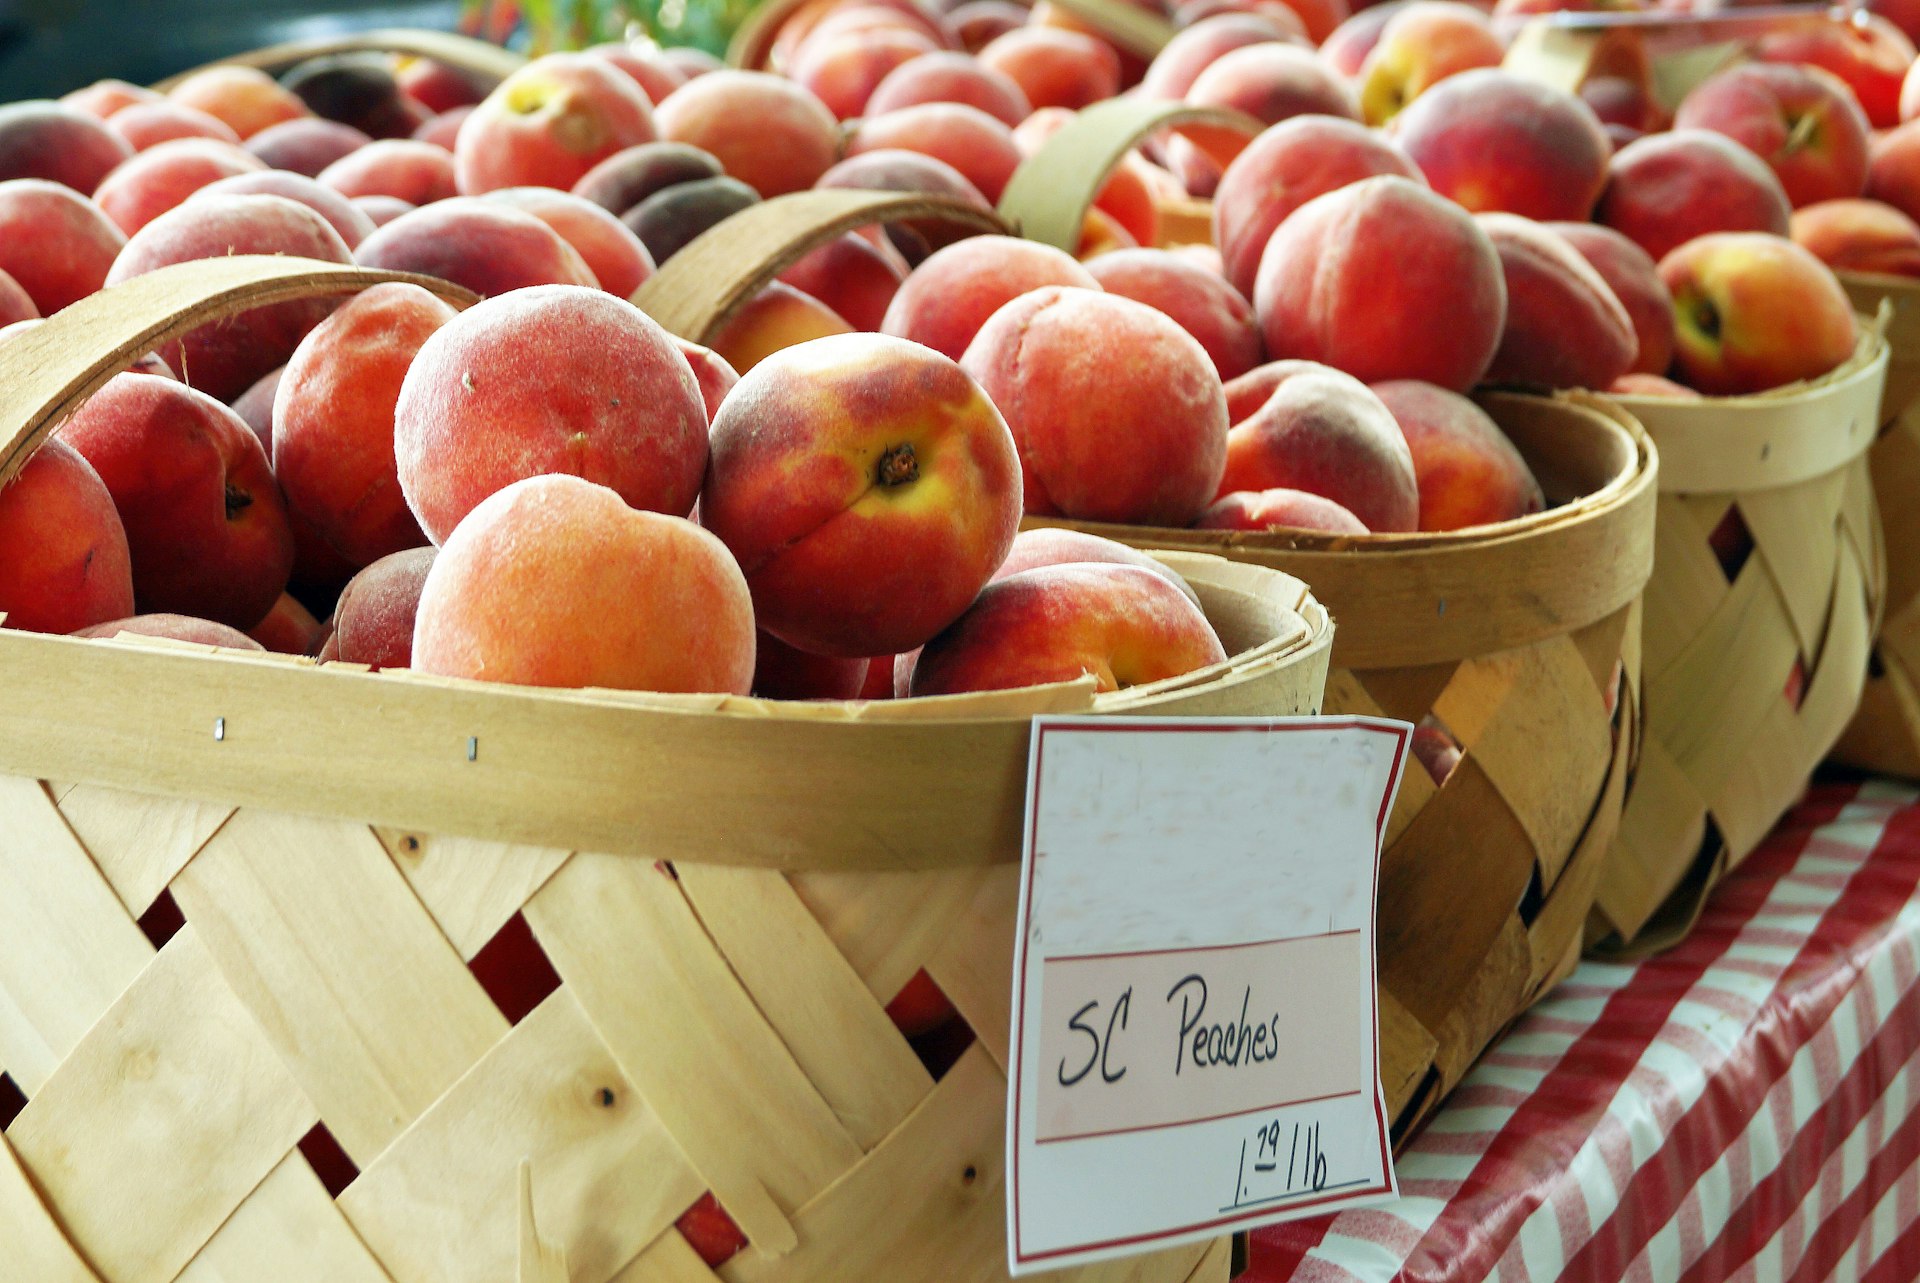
1594, 329, 1889, 953
1831, 274, 1920, 778
0, 258, 1336, 1282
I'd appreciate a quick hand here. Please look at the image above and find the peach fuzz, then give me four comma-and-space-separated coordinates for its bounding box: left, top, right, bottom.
1868, 120, 1920, 223
962, 287, 1229, 525
791, 26, 940, 119
58, 373, 293, 629
275, 283, 452, 567
1217, 360, 1417, 531
778, 232, 906, 331
622, 175, 760, 264
192, 170, 377, 250
355, 199, 599, 297
1390, 70, 1610, 222
248, 592, 324, 655
992, 527, 1203, 606
675, 338, 740, 420
1596, 130, 1792, 264
1658, 231, 1858, 396
654, 71, 839, 197
882, 234, 1099, 360
1183, 44, 1357, 167
1357, 2, 1502, 127
455, 53, 657, 195
908, 564, 1227, 696
866, 51, 1032, 126
1675, 63, 1871, 209
978, 28, 1121, 111
0, 101, 132, 193
702, 332, 1022, 656
1140, 15, 1299, 102
93, 137, 267, 237
1212, 115, 1424, 300
318, 139, 458, 204
61, 79, 160, 120
844, 102, 1022, 203
571, 140, 723, 215
327, 545, 437, 668
411, 474, 756, 695
1791, 197, 1920, 276
106, 193, 352, 402
0, 438, 133, 634
1548, 221, 1676, 375
1086, 248, 1264, 380
1198, 488, 1368, 533
1478, 213, 1636, 391
0, 180, 125, 313
1755, 12, 1913, 129
1371, 380, 1543, 531
395, 285, 707, 543
166, 66, 307, 139
74, 614, 262, 649
1254, 175, 1507, 392
244, 118, 371, 176
752, 630, 872, 699
480, 187, 655, 298
106, 102, 240, 151
710, 281, 855, 373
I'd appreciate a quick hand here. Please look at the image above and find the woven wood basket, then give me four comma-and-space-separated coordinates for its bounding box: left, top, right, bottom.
0, 256, 1338, 1282
1831, 273, 1920, 778
1593, 330, 1889, 954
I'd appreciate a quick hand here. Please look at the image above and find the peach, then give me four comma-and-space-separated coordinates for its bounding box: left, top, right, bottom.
950, 0, 1029, 50
1391, 70, 1611, 222
1212, 115, 1424, 299
1596, 130, 1793, 263
866, 50, 1032, 125
318, 139, 458, 204
412, 474, 755, 694
816, 149, 992, 261
0, 101, 133, 193
0, 269, 40, 327
1548, 221, 1677, 375
572, 140, 723, 215
275, 283, 452, 567
352, 195, 414, 227
1755, 13, 1914, 130
398, 57, 493, 114
1142, 15, 1296, 103
192, 170, 377, 249
247, 592, 324, 654
584, 42, 688, 106
106, 193, 352, 402
107, 102, 240, 151
908, 564, 1227, 695
1217, 361, 1417, 530
991, 527, 1203, 605
1791, 197, 1920, 275
962, 287, 1229, 524
1658, 231, 1858, 395
704, 332, 1020, 655
654, 71, 838, 197
1176, 0, 1313, 35
355, 199, 599, 296
75, 614, 263, 649
622, 175, 760, 265
1411, 722, 1460, 786
1199, 488, 1368, 533
663, 48, 726, 80
167, 66, 308, 139
0, 179, 126, 313
1319, 2, 1401, 78
1357, 2, 1502, 126
1183, 44, 1357, 167
243, 117, 371, 176
396, 285, 708, 542
328, 546, 437, 668
882, 234, 1100, 359
1478, 213, 1636, 390
1371, 380, 1544, 531
784, 2, 951, 63
710, 281, 856, 373
1868, 120, 1920, 223
456, 53, 657, 194
413, 106, 472, 152
1086, 247, 1265, 379
1266, 0, 1347, 43
793, 27, 940, 119
93, 136, 267, 236
778, 231, 906, 330
753, 630, 872, 699
481, 187, 655, 298
978, 27, 1121, 110
61, 80, 160, 120
676, 339, 740, 420
844, 102, 1022, 203
1031, 0, 1172, 83
1582, 76, 1668, 138
58, 373, 293, 628
1166, 132, 1225, 199
0, 438, 134, 633
1254, 175, 1506, 391
1609, 372, 1701, 397
1675, 63, 1871, 208
281, 53, 426, 139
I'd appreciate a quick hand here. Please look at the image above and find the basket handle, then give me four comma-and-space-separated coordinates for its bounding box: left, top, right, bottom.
150, 28, 526, 92
628, 188, 1007, 344
995, 98, 1263, 251
0, 257, 476, 491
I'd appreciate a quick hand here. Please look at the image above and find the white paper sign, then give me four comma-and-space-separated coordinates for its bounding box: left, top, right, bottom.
1006, 716, 1408, 1274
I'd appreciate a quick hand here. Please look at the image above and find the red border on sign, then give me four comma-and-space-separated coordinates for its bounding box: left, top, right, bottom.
1008, 717, 1407, 1268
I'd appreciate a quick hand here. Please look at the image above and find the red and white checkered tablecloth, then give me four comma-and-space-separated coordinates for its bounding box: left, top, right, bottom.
1248, 779, 1920, 1283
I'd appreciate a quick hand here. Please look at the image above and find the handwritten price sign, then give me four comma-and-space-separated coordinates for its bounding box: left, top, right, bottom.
1007, 717, 1406, 1274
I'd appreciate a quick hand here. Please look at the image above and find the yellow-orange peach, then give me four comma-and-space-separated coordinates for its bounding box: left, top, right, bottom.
710, 282, 855, 374
978, 28, 1121, 111
61, 79, 160, 120
167, 67, 308, 139
1218, 360, 1417, 530
456, 53, 658, 194
1659, 231, 1858, 395
1357, 2, 1502, 126
1371, 380, 1544, 531
0, 438, 134, 633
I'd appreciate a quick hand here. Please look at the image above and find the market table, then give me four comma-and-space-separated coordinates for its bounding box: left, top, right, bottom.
1249, 778, 1920, 1283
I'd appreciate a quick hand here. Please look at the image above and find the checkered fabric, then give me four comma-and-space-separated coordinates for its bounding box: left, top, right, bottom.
1250, 779, 1920, 1282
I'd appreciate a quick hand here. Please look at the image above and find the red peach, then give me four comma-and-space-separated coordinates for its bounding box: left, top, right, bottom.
1183, 44, 1357, 167
480, 187, 656, 298
192, 170, 377, 249
1266, 0, 1347, 43
654, 70, 839, 197
1357, 2, 1503, 127
397, 57, 493, 114
583, 42, 689, 105
1596, 129, 1793, 264
0, 101, 133, 193
1547, 221, 1677, 375
1198, 488, 1369, 533
413, 105, 473, 152
0, 269, 39, 327
881, 234, 1099, 359
1142, 15, 1296, 102
753, 630, 872, 699
950, 0, 1029, 50
1791, 197, 1920, 276
412, 474, 756, 694
1582, 76, 1669, 138
93, 136, 267, 236
621, 175, 760, 265
778, 232, 906, 330
247, 592, 324, 654
328, 545, 437, 668
1868, 120, 1920, 223
1608, 372, 1701, 397
1658, 231, 1859, 396
456, 53, 658, 195
61, 80, 160, 120
1177, 0, 1312, 35
107, 102, 241, 151
0, 179, 126, 313
992, 527, 1203, 605
243, 117, 372, 176
1218, 360, 1417, 530
1755, 13, 1914, 130
75, 614, 263, 649
1030, 0, 1171, 83
1390, 70, 1611, 222
1478, 213, 1636, 391
1319, 3, 1401, 78
1675, 62, 1871, 209
844, 102, 1023, 202
318, 138, 458, 204
978, 28, 1121, 110
0, 438, 134, 633
167, 66, 308, 139
354, 198, 600, 296
709, 281, 855, 373
1371, 380, 1544, 531
1086, 247, 1265, 379
352, 195, 414, 227
815, 149, 992, 259
571, 140, 724, 215
792, 27, 940, 119
676, 338, 740, 420
867, 50, 1032, 125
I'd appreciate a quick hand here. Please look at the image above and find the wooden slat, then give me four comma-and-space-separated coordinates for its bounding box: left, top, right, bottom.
177, 1154, 394, 1283
0, 1132, 104, 1283
608, 1232, 722, 1283
375, 826, 572, 959
173, 808, 507, 1166
788, 867, 992, 1005
922, 863, 1021, 1073
52, 784, 232, 916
